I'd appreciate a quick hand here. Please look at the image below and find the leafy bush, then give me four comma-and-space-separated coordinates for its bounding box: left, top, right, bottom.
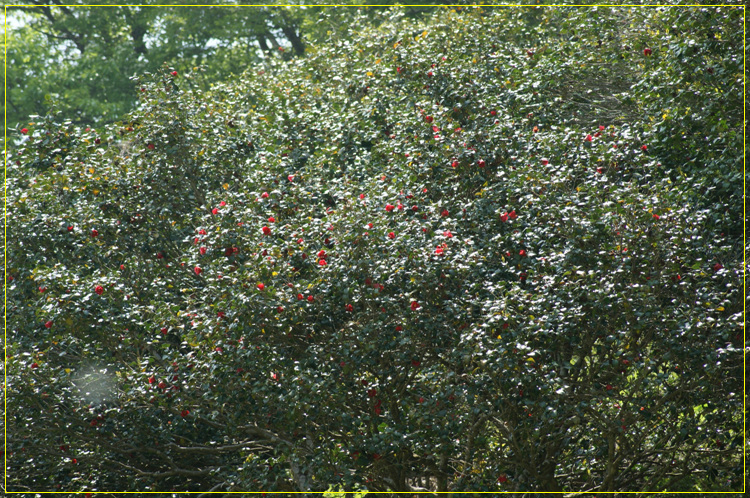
5, 5, 744, 494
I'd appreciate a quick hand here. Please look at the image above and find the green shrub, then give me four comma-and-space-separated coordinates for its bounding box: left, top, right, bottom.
6, 5, 743, 494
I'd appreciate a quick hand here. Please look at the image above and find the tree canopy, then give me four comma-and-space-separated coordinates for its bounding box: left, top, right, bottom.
3, 0, 442, 129
4, 4, 746, 496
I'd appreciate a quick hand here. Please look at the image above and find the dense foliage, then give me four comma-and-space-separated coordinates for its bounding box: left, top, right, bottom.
3, 0, 441, 129
4, 5, 745, 495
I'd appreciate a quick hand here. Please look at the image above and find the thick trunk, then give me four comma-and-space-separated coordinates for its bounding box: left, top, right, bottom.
437, 451, 448, 492
281, 25, 305, 55
130, 23, 148, 56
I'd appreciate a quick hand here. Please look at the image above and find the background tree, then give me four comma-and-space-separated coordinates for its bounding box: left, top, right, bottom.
4, 0, 452, 130
4, 4, 745, 496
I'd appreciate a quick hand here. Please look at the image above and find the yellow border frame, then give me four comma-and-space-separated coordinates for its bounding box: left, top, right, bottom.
2, 2, 746, 495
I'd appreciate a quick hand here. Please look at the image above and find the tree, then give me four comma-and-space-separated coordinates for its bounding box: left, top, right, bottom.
5, 0, 312, 129
5, 5, 744, 495
5, 1, 464, 130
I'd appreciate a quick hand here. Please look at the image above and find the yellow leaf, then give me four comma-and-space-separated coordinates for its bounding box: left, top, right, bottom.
375, 59, 381, 64
65, 368, 71, 374
526, 357, 535, 363
716, 306, 725, 311
88, 168, 95, 174
272, 272, 278, 276
366, 71, 373, 77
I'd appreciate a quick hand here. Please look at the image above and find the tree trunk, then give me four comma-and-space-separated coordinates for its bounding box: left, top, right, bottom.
281, 25, 305, 55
